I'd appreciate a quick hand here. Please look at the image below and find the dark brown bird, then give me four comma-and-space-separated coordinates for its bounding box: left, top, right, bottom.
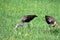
45, 15, 57, 30
15, 15, 37, 28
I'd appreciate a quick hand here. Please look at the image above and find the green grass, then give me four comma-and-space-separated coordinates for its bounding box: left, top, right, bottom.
0, 0, 60, 40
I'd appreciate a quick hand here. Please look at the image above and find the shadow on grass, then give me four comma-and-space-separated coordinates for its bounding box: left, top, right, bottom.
50, 28, 60, 36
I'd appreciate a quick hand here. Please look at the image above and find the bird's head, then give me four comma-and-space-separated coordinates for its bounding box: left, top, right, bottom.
45, 15, 48, 17
33, 15, 38, 17
45, 15, 50, 18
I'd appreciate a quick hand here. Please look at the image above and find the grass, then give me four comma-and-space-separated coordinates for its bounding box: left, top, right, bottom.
0, 0, 60, 40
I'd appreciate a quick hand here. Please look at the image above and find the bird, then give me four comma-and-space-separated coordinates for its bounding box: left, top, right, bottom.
15, 15, 37, 29
45, 15, 57, 30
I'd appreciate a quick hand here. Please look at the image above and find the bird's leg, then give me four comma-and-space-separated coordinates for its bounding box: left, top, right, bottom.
48, 27, 50, 31
15, 22, 24, 29
48, 24, 51, 31
27, 23, 30, 29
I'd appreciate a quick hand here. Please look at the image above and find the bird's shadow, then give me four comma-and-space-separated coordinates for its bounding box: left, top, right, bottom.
50, 28, 60, 35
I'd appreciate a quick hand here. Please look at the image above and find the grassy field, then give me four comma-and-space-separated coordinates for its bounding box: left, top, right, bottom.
0, 0, 60, 40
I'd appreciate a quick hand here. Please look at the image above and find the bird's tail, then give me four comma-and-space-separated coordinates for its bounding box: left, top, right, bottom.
57, 25, 60, 31
55, 23, 60, 31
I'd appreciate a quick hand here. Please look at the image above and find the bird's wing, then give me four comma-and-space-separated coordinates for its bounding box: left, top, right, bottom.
48, 17, 54, 22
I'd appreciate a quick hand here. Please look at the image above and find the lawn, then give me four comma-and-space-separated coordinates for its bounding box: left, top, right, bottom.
0, 0, 60, 40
